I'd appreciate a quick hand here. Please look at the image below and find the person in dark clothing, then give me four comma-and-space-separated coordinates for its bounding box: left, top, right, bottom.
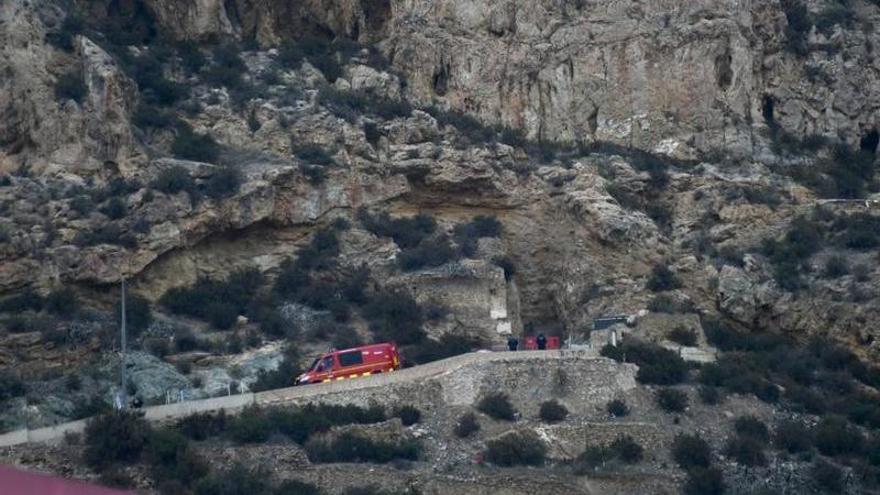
536, 333, 547, 350
507, 336, 519, 351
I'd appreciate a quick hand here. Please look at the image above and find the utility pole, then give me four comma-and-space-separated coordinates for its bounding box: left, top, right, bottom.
119, 277, 127, 410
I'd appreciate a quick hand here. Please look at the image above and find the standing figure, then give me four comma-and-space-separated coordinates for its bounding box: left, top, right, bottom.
537, 333, 547, 350
507, 336, 519, 351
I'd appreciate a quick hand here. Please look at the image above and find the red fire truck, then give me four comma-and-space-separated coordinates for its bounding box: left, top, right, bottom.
296, 342, 401, 385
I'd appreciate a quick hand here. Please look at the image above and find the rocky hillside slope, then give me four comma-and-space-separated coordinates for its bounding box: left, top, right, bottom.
0, 0, 879, 492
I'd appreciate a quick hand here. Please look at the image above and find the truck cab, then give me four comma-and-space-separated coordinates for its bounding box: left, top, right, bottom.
296, 342, 400, 385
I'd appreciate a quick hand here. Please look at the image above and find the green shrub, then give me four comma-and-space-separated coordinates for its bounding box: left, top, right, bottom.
606, 399, 630, 417
0, 288, 44, 313
734, 416, 769, 443
45, 288, 78, 318
145, 428, 208, 485
611, 435, 643, 463
177, 411, 228, 441
70, 195, 96, 216
133, 103, 177, 129
822, 256, 849, 279
725, 436, 767, 467
477, 392, 516, 421
358, 209, 436, 249
227, 406, 272, 444
453, 216, 502, 257
205, 166, 242, 200
539, 400, 568, 423
668, 326, 698, 346
573, 445, 613, 474
363, 290, 425, 345
206, 302, 238, 330
202, 43, 246, 89
601, 339, 688, 385
193, 464, 271, 495
672, 433, 712, 470
397, 235, 458, 271
646, 264, 681, 292
455, 412, 480, 438
395, 406, 421, 426
699, 385, 723, 405
683, 467, 725, 495
305, 432, 420, 464
0, 370, 26, 401
813, 459, 844, 493
172, 125, 220, 163
153, 166, 196, 195
774, 420, 812, 453
275, 480, 322, 495
84, 411, 152, 469
815, 415, 863, 457
295, 144, 336, 166
115, 294, 152, 335
55, 70, 86, 103
655, 388, 688, 413
485, 431, 546, 467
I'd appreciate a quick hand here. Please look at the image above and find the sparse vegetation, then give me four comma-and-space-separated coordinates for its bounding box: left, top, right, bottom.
601, 339, 689, 385
455, 412, 480, 438
153, 166, 196, 195
611, 435, 644, 463
539, 400, 568, 423
668, 326, 698, 346
774, 420, 813, 453
655, 388, 688, 413
395, 406, 421, 426
477, 392, 517, 421
646, 264, 681, 292
485, 430, 546, 467
55, 70, 87, 103
672, 433, 713, 470
84, 411, 151, 470
606, 399, 630, 417
306, 432, 420, 464
171, 124, 220, 163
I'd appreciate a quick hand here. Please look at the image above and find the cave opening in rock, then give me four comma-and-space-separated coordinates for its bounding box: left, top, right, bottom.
860, 129, 879, 155
762, 95, 775, 127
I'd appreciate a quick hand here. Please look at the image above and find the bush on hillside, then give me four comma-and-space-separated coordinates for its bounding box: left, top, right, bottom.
699, 385, 723, 405
397, 235, 458, 271
646, 264, 681, 292
305, 432, 420, 464
453, 216, 502, 257
84, 411, 151, 469
601, 339, 688, 385
227, 406, 272, 444
193, 464, 271, 495
0, 370, 26, 401
205, 166, 242, 200
611, 435, 644, 464
145, 428, 208, 485
668, 327, 698, 346
115, 294, 152, 336
485, 431, 546, 467
539, 400, 569, 423
153, 166, 196, 195
655, 388, 688, 413
455, 412, 480, 438
672, 433, 712, 470
55, 71, 87, 103
45, 288, 79, 318
171, 125, 220, 163
815, 415, 863, 457
734, 416, 769, 443
477, 393, 517, 421
363, 290, 425, 345
395, 406, 421, 426
774, 420, 813, 453
406, 333, 481, 364
725, 436, 767, 467
573, 445, 614, 474
606, 399, 630, 417
813, 459, 844, 493
684, 467, 726, 495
